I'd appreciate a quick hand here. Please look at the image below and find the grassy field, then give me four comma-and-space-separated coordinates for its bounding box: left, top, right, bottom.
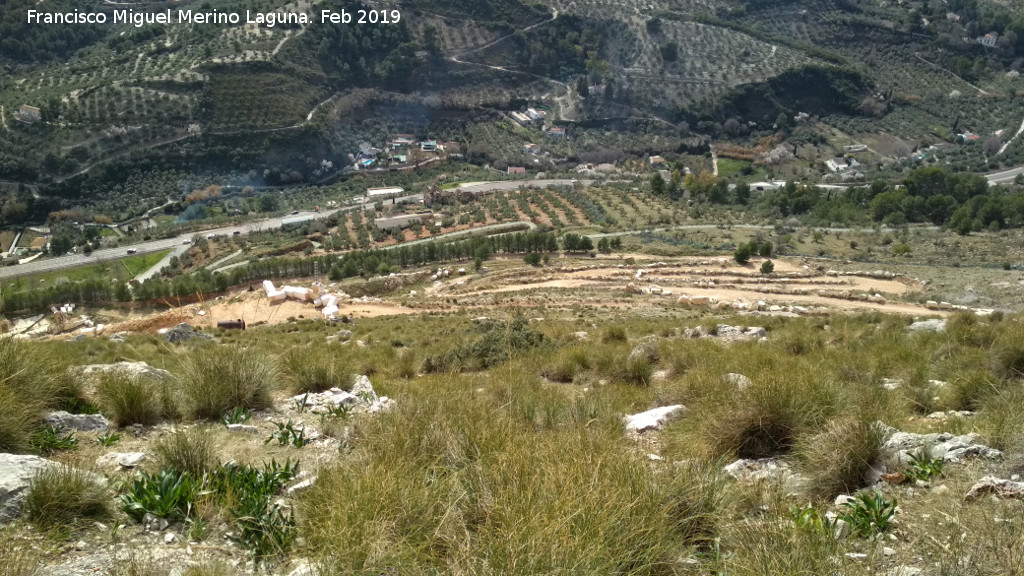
1, 297, 1023, 574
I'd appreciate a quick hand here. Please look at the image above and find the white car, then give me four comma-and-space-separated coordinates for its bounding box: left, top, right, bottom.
182, 239, 192, 244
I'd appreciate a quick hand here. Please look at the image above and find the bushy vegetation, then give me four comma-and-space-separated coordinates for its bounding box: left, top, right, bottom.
24, 465, 111, 530
152, 427, 218, 476
178, 347, 277, 420
0, 339, 82, 453
95, 371, 175, 427
281, 347, 352, 394
300, 379, 723, 574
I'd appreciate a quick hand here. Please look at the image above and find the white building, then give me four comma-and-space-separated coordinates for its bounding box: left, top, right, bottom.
367, 187, 405, 198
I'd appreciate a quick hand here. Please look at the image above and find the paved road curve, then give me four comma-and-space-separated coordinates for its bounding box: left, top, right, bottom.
987, 166, 1024, 185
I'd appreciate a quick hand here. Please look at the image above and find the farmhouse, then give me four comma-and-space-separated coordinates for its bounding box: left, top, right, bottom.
546, 126, 566, 138
510, 112, 532, 126
978, 33, 997, 47
649, 155, 666, 166
826, 157, 849, 172
524, 143, 541, 154
420, 140, 437, 152
526, 108, 546, 121
508, 166, 526, 175
17, 105, 41, 123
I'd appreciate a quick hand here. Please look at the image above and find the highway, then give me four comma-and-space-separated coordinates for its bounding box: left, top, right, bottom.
986, 166, 1024, 185
0, 179, 586, 281
0, 208, 339, 281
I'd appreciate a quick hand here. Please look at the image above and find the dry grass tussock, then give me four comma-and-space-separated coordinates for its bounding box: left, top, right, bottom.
0, 338, 83, 453
300, 371, 724, 575
178, 346, 278, 420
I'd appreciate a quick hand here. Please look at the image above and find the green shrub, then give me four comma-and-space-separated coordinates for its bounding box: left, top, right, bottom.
993, 336, 1024, 380
152, 427, 218, 476
424, 316, 547, 372
977, 388, 1024, 451
265, 421, 310, 448
540, 347, 590, 383
0, 339, 83, 453
120, 469, 198, 522
205, 460, 299, 559
24, 465, 110, 530
392, 349, 418, 379
837, 491, 897, 538
941, 369, 1001, 411
95, 371, 175, 427
179, 347, 278, 420
29, 425, 78, 456
602, 326, 627, 342
760, 260, 774, 275
221, 406, 251, 425
904, 449, 944, 482
622, 355, 654, 387
281, 346, 352, 394
683, 369, 840, 460
795, 418, 883, 498
734, 243, 753, 264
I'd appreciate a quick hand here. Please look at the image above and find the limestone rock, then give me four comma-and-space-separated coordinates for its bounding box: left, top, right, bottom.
723, 373, 753, 390
43, 410, 110, 432
81, 361, 174, 382
623, 405, 686, 433
164, 323, 212, 343
225, 424, 260, 435
722, 458, 806, 493
627, 339, 658, 363
907, 319, 947, 333
350, 374, 377, 402
0, 453, 56, 524
96, 452, 147, 470
964, 476, 1024, 501
878, 423, 1002, 463
882, 378, 903, 390
290, 375, 393, 414
336, 329, 353, 341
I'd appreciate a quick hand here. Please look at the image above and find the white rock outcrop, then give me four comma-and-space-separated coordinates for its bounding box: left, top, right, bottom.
81, 361, 174, 382
964, 476, 1024, 501
907, 319, 947, 333
877, 422, 1002, 463
723, 373, 753, 390
623, 405, 686, 433
289, 375, 394, 414
43, 411, 110, 432
95, 452, 147, 470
